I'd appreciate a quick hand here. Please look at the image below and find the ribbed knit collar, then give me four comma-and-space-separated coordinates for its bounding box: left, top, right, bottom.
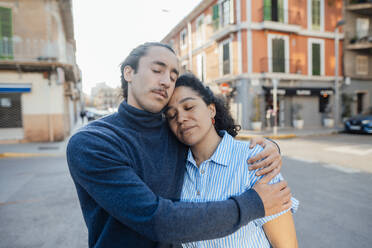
118, 101, 165, 130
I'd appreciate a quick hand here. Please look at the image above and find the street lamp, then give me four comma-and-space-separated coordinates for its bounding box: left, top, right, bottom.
272, 78, 279, 136
334, 19, 345, 128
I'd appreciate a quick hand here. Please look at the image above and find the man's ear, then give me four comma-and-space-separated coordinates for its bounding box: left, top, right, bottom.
123, 65, 134, 83
208, 103, 216, 118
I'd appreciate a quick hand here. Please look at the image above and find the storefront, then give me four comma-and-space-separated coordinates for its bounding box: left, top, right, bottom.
262, 86, 334, 128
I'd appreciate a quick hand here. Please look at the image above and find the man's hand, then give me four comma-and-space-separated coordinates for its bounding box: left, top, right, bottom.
248, 137, 282, 182
253, 180, 292, 216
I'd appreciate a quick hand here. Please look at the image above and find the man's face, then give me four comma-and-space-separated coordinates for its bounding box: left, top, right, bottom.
124, 46, 179, 113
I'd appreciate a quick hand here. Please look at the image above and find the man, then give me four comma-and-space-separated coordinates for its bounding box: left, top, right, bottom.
67, 42, 291, 248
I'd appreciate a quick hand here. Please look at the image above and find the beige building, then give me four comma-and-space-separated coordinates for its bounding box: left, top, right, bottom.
0, 0, 81, 142
342, 0, 372, 117
162, 0, 344, 129
90, 82, 122, 111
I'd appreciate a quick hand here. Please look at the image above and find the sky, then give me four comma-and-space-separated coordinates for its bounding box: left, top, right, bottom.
72, 0, 202, 95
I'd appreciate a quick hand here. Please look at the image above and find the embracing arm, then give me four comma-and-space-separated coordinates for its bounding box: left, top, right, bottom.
67, 131, 265, 243
263, 211, 298, 248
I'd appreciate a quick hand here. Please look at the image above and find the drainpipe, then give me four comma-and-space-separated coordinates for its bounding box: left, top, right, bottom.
187, 22, 192, 71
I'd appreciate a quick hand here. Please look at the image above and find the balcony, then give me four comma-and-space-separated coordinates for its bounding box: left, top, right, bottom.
347, 0, 372, 15
347, 35, 372, 50
259, 6, 302, 33
0, 37, 76, 66
260, 57, 303, 74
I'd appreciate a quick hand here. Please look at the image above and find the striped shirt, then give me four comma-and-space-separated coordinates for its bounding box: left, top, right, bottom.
180, 131, 299, 248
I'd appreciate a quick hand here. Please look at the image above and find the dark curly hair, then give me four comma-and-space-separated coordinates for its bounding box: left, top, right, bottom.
175, 73, 241, 137
120, 42, 175, 100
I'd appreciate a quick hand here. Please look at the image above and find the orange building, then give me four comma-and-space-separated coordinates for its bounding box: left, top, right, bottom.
162, 0, 344, 129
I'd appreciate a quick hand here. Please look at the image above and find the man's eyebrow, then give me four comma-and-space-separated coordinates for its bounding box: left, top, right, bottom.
152, 61, 179, 76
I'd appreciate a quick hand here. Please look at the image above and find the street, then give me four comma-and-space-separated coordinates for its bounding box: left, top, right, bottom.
0, 134, 372, 248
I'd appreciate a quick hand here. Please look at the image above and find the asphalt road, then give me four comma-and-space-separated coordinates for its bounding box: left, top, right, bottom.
1, 139, 372, 247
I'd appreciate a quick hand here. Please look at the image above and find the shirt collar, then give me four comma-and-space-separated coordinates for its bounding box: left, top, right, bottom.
186, 131, 234, 167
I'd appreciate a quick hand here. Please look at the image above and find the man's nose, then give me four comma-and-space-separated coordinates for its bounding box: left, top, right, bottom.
160, 72, 171, 88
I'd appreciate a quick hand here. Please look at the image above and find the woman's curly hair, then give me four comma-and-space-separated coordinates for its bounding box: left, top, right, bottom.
175, 73, 241, 137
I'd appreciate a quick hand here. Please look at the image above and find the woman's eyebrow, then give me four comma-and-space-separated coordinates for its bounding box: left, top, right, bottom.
179, 97, 196, 104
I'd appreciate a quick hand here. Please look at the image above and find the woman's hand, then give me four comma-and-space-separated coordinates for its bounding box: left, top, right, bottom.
248, 136, 282, 183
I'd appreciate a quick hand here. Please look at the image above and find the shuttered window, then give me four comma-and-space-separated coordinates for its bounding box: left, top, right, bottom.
312, 43, 321, 75
222, 42, 230, 75
312, 0, 320, 30
0, 93, 22, 128
272, 38, 285, 73
0, 7, 13, 59
212, 4, 219, 31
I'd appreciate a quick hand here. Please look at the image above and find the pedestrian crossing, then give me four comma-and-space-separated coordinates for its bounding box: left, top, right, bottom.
324, 145, 372, 156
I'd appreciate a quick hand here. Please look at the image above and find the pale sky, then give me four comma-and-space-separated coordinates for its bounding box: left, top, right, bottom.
72, 0, 202, 95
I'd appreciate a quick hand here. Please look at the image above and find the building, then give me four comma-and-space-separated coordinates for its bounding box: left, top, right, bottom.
0, 0, 81, 142
342, 0, 372, 118
90, 82, 122, 111
162, 0, 344, 129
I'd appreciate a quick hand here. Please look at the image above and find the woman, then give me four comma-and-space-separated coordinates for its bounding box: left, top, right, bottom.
165, 74, 299, 248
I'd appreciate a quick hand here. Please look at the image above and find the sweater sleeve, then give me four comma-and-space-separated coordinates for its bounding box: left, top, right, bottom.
67, 130, 264, 243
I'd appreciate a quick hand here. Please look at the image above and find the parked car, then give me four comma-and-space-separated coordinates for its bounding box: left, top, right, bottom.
344, 107, 372, 134
85, 108, 110, 121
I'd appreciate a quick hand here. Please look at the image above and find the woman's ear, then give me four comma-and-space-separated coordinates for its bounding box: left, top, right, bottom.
208, 103, 216, 118
123, 65, 134, 83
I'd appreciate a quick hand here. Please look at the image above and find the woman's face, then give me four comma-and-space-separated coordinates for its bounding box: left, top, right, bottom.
166, 86, 216, 146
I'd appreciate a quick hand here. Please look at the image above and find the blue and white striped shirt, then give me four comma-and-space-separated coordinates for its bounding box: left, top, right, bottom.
180, 131, 299, 248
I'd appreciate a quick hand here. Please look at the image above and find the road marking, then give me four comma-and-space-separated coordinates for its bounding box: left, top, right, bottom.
288, 156, 360, 174
322, 164, 361, 174
325, 145, 372, 156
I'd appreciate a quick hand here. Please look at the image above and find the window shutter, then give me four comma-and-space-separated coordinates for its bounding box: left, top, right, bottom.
312, 43, 321, 75
312, 0, 320, 30
0, 7, 13, 59
213, 4, 219, 20
264, 0, 271, 21
278, 0, 284, 23
229, 0, 234, 24
272, 38, 285, 73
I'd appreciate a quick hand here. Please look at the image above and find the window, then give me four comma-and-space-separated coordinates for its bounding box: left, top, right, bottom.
180, 29, 187, 49
356, 18, 369, 39
308, 0, 324, 31
196, 15, 204, 46
263, 0, 285, 23
0, 7, 13, 59
197, 53, 206, 82
212, 0, 234, 31
220, 40, 231, 75
212, 4, 219, 31
168, 39, 174, 49
308, 39, 324, 76
356, 56, 368, 76
268, 34, 289, 73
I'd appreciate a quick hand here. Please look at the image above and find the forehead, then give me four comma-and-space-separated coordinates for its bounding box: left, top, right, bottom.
169, 86, 201, 105
140, 46, 179, 69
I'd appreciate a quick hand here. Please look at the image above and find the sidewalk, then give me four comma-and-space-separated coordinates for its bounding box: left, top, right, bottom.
236, 126, 340, 140
0, 122, 340, 158
0, 120, 85, 158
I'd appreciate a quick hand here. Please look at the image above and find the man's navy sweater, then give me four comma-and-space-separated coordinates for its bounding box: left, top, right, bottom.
67, 101, 264, 248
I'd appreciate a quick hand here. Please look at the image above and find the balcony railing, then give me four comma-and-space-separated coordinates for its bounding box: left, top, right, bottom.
347, 33, 372, 50
347, 0, 372, 14
259, 6, 302, 26
260, 57, 303, 74
0, 37, 76, 65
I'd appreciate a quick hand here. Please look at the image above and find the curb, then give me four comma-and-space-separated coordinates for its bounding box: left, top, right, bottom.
0, 152, 62, 158
236, 133, 297, 140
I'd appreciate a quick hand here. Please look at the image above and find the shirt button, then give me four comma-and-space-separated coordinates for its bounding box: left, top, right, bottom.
196, 190, 200, 196
200, 169, 205, 174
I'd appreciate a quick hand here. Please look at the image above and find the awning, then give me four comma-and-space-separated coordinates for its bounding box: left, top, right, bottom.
262, 86, 334, 96
0, 83, 32, 93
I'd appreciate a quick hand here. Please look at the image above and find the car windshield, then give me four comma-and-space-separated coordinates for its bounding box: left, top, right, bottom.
362, 107, 372, 115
